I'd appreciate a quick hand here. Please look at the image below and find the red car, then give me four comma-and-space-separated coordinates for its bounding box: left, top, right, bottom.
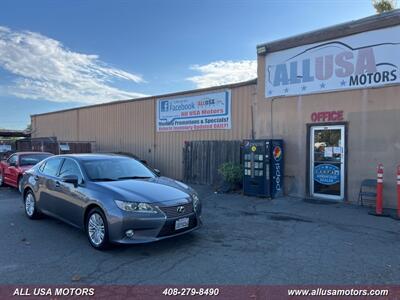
0, 152, 53, 192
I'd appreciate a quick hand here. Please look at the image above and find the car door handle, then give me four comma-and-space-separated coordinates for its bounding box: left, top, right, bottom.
55, 181, 61, 188
34, 175, 39, 181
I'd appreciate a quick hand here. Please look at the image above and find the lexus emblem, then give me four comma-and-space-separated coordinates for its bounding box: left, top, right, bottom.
177, 206, 185, 213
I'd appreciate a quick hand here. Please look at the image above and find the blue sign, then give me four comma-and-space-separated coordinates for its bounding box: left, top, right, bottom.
314, 164, 340, 185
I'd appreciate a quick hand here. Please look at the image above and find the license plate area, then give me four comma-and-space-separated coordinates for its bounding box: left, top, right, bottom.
175, 217, 189, 230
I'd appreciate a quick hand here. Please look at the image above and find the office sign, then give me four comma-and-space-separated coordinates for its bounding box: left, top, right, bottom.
157, 90, 231, 132
265, 25, 400, 98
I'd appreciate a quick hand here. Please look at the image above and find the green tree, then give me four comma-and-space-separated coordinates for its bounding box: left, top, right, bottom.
372, 0, 397, 13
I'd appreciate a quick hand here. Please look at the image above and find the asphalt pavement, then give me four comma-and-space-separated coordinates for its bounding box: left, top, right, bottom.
1, 185, 400, 284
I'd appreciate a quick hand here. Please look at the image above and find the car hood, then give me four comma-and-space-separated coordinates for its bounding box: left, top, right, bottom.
92, 176, 193, 205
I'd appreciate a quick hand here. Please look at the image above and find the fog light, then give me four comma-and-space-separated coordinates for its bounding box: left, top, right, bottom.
125, 230, 135, 238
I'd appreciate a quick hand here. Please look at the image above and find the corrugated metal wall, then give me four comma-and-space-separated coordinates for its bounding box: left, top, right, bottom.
31, 82, 255, 180
32, 110, 78, 140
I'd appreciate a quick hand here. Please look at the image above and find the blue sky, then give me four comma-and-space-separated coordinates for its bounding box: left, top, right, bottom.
0, 0, 377, 129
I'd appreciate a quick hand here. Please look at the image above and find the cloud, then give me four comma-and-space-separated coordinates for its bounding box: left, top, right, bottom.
187, 60, 257, 88
0, 26, 147, 103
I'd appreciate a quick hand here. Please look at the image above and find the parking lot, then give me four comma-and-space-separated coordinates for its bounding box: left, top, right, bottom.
1, 184, 400, 285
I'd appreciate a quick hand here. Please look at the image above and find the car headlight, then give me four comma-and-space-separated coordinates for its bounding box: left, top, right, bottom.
114, 200, 157, 213
192, 194, 200, 210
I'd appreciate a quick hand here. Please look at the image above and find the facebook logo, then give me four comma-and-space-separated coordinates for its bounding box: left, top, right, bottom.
160, 101, 169, 112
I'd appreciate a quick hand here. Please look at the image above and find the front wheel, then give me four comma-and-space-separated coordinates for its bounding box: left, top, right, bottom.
86, 208, 110, 250
24, 191, 41, 219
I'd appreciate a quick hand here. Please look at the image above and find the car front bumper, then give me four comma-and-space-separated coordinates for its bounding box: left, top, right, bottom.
107, 209, 202, 244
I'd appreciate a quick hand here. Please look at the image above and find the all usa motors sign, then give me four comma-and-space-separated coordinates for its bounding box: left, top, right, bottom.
265, 25, 400, 98
157, 90, 231, 132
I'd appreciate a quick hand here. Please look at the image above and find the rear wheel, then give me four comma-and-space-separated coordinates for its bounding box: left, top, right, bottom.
24, 191, 41, 219
86, 208, 110, 250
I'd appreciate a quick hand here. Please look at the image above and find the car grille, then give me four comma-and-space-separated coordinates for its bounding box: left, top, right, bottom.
158, 202, 194, 218
157, 216, 197, 238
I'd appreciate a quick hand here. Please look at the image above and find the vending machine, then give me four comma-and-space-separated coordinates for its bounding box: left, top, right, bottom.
243, 139, 284, 198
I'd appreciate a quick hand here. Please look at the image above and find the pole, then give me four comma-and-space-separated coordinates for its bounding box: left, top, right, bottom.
376, 163, 384, 215
397, 165, 400, 218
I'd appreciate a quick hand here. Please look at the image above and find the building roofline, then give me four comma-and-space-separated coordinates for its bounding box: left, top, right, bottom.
257, 9, 400, 54
31, 78, 257, 118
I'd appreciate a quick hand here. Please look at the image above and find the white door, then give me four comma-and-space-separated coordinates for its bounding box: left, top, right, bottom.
310, 125, 345, 201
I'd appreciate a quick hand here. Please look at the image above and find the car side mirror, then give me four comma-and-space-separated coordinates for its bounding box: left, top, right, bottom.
61, 175, 79, 187
153, 169, 161, 176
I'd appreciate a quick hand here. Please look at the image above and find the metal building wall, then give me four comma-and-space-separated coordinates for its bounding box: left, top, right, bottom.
31, 81, 256, 180
32, 110, 78, 141
77, 100, 155, 164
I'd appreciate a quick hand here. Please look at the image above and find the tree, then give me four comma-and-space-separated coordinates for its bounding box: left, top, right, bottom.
25, 124, 32, 132
372, 0, 397, 13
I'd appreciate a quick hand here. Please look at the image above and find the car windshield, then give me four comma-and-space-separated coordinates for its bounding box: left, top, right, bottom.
83, 157, 155, 181
19, 154, 52, 166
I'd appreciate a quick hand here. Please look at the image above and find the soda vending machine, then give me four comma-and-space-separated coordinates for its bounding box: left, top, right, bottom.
243, 139, 284, 198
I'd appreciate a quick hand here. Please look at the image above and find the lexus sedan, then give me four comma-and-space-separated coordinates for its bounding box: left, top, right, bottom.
21, 154, 202, 249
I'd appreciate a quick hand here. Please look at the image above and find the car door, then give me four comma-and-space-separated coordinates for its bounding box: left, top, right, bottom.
54, 158, 86, 227
37, 157, 64, 215
3, 154, 18, 187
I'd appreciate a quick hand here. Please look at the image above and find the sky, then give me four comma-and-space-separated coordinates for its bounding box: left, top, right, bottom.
0, 0, 378, 129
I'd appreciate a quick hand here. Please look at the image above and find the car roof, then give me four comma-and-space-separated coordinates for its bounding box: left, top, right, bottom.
15, 152, 53, 156
56, 153, 130, 161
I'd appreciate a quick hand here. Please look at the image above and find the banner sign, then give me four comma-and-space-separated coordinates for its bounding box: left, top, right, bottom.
265, 25, 400, 98
157, 90, 231, 132
314, 164, 340, 185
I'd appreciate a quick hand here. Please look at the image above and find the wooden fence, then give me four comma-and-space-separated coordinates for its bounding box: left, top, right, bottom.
15, 138, 92, 155
183, 140, 242, 185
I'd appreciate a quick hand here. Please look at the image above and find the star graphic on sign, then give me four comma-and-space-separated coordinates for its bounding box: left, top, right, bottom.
284, 88, 289, 93
268, 90, 273, 95
320, 82, 326, 88
340, 80, 346, 86
301, 86, 307, 91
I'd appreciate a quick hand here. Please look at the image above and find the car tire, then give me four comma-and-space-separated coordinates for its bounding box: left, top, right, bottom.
24, 190, 42, 219
0, 172, 3, 187
86, 208, 110, 250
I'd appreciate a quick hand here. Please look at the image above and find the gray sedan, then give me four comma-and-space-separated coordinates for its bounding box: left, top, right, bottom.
21, 154, 202, 249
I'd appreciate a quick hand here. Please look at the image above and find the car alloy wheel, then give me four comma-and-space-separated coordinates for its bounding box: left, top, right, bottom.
0, 174, 3, 186
25, 192, 35, 217
88, 212, 106, 246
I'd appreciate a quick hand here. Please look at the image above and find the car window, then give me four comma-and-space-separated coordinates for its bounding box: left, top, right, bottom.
7, 155, 17, 165
19, 154, 52, 166
39, 161, 46, 173
59, 159, 83, 182
41, 157, 63, 177
83, 157, 155, 181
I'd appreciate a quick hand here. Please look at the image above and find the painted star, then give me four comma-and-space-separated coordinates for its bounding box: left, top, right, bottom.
301, 86, 307, 91
340, 80, 346, 86
320, 82, 326, 88
268, 90, 273, 95
284, 88, 289, 93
